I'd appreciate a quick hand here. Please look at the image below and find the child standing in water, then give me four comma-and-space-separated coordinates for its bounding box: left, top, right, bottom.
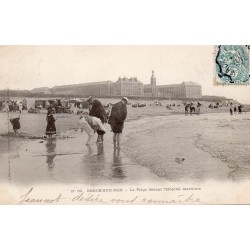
45, 110, 56, 138
79, 113, 106, 145
79, 114, 94, 145
10, 117, 21, 135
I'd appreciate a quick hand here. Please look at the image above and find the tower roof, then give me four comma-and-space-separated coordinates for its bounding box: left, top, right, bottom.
151, 70, 156, 85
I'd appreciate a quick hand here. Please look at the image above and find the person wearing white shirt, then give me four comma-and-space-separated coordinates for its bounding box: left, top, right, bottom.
79, 113, 106, 145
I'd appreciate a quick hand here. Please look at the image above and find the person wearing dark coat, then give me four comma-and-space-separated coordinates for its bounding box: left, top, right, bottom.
184, 104, 190, 114
87, 96, 107, 143
45, 110, 56, 138
238, 105, 242, 114
10, 117, 21, 135
108, 97, 128, 148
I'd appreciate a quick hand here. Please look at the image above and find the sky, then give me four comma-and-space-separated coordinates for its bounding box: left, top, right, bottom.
0, 45, 249, 103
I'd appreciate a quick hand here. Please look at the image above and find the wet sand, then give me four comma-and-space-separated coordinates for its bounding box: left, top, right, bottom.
1, 110, 250, 185
0, 113, 162, 185
123, 113, 250, 183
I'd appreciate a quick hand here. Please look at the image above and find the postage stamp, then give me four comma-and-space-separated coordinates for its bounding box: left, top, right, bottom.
214, 45, 250, 85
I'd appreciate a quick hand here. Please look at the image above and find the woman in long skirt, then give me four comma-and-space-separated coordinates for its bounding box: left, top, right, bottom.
45, 110, 56, 138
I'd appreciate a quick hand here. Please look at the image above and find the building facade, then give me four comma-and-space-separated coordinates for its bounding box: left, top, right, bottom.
143, 71, 202, 100
157, 82, 202, 100
50, 81, 114, 96
47, 72, 202, 99
30, 87, 51, 95
113, 77, 144, 96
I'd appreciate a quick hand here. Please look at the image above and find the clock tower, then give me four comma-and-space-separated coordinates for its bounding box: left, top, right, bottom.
151, 70, 157, 97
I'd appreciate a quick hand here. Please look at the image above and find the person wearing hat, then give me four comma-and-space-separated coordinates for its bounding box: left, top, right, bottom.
87, 96, 108, 143
108, 97, 128, 148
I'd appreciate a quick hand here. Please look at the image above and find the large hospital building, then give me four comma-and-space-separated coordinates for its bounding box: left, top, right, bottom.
43, 71, 202, 100
143, 71, 202, 99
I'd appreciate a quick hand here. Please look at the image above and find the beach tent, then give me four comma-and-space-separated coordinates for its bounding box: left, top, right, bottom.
0, 97, 11, 111
60, 99, 71, 108
26, 98, 36, 109
0, 102, 10, 112
22, 98, 27, 109
35, 99, 49, 108
69, 98, 83, 109
0, 97, 10, 103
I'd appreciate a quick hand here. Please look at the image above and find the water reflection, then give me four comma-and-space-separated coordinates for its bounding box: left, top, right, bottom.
82, 144, 106, 179
97, 143, 104, 157
85, 143, 104, 157
111, 148, 126, 179
86, 144, 93, 155
45, 138, 57, 170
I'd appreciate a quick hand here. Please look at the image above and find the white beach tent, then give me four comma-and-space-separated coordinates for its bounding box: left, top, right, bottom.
26, 98, 36, 109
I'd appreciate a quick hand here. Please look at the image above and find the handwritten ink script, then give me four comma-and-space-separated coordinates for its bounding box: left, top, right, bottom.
18, 187, 206, 205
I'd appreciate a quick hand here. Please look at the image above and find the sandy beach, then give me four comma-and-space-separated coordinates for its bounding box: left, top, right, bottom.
123, 113, 250, 183
1, 103, 250, 185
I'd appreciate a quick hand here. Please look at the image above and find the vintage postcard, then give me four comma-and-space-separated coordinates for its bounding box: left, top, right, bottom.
0, 45, 250, 205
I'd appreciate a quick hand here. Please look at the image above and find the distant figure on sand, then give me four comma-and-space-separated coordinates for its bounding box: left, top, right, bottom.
230, 107, 233, 115
238, 105, 242, 114
18, 102, 23, 113
45, 110, 56, 138
10, 117, 21, 135
87, 96, 107, 143
190, 104, 196, 114
74, 102, 78, 114
79, 113, 106, 145
184, 104, 190, 114
196, 102, 201, 114
108, 97, 128, 148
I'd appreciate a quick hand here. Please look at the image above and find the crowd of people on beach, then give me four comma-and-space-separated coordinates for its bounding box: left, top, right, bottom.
0, 100, 24, 113
230, 104, 243, 115
184, 101, 201, 114
43, 96, 129, 148
7, 97, 247, 149
6, 96, 128, 149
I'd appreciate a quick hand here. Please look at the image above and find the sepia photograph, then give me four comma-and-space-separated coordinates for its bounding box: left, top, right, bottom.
0, 45, 250, 204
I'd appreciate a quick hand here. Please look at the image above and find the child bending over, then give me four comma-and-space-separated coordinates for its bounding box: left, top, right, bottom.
79, 113, 106, 145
